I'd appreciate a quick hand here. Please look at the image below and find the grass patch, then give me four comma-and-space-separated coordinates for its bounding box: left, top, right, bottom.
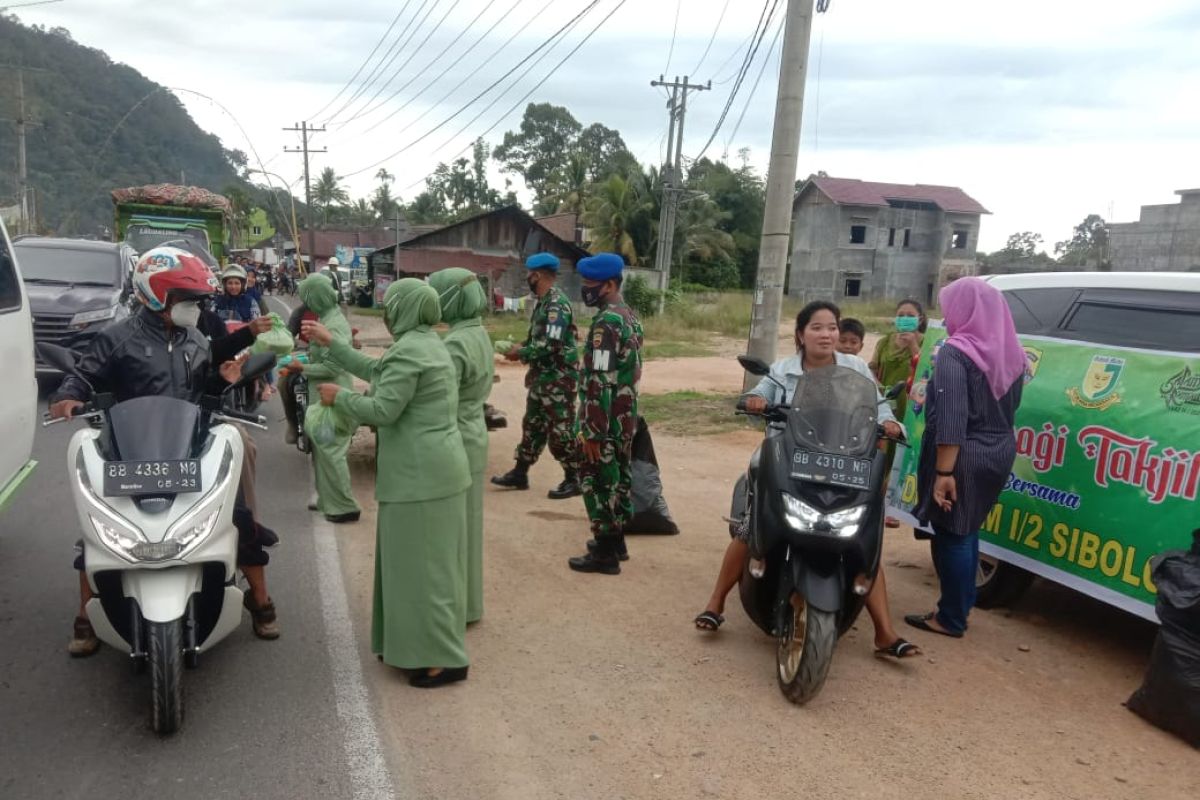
484, 313, 530, 345
639, 391, 746, 436
643, 340, 715, 360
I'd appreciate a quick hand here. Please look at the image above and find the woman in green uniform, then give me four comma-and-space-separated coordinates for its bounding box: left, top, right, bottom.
870, 298, 927, 528
306, 279, 472, 688
288, 273, 360, 523
428, 268, 494, 624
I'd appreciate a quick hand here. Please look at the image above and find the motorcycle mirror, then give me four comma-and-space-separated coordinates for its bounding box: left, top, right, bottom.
230, 352, 277, 390
37, 342, 84, 379
737, 355, 771, 376
884, 381, 906, 401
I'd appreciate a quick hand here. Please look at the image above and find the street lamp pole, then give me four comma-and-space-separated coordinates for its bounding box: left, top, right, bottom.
249, 169, 302, 274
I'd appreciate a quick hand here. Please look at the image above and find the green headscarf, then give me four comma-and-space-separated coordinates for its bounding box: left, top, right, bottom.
298, 272, 339, 315
382, 278, 441, 338
428, 268, 486, 324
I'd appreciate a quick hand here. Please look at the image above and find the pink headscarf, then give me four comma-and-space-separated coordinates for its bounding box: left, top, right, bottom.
939, 277, 1026, 399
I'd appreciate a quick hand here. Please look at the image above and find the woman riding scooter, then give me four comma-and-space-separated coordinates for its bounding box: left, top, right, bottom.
693, 301, 920, 660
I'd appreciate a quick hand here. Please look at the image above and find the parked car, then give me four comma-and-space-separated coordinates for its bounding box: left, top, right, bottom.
12, 237, 136, 375
0, 220, 38, 514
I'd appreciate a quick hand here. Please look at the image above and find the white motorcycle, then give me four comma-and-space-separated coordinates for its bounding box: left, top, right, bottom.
40, 343, 274, 735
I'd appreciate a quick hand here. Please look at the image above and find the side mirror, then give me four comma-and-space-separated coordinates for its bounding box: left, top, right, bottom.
737, 355, 771, 377
37, 342, 83, 379
884, 381, 907, 401
230, 352, 277, 390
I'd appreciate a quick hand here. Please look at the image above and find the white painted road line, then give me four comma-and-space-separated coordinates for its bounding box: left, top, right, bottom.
312, 519, 396, 800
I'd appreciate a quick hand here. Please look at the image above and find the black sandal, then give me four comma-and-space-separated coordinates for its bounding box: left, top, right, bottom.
694, 611, 724, 632
874, 638, 920, 659
904, 612, 963, 639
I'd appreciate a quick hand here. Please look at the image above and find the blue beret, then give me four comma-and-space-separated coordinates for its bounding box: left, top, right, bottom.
525, 252, 560, 271
577, 252, 624, 281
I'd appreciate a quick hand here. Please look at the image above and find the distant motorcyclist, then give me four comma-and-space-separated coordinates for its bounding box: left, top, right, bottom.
49, 246, 282, 655
213, 264, 262, 323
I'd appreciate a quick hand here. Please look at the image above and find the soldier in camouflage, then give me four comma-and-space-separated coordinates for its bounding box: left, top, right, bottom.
491, 252, 582, 499
567, 253, 643, 576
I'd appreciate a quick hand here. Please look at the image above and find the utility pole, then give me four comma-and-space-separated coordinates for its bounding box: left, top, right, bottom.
284, 121, 327, 275
745, 0, 819, 384
0, 63, 49, 236
649, 75, 709, 313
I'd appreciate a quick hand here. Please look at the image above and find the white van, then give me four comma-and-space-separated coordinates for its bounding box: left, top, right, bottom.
0, 221, 38, 513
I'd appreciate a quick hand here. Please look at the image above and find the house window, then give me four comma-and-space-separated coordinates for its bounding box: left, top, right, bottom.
849, 224, 867, 245
903, 228, 912, 248
843, 278, 862, 298
252, 225, 263, 236
888, 227, 896, 247
951, 229, 969, 249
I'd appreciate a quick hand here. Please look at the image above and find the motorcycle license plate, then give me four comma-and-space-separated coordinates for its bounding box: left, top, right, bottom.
790, 450, 873, 490
102, 460, 202, 496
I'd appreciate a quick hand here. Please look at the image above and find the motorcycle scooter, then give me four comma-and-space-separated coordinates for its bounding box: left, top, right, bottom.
40, 342, 275, 734
731, 355, 905, 705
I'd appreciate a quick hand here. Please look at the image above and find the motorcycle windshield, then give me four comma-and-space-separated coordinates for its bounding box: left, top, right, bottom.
787, 365, 879, 459
108, 396, 200, 462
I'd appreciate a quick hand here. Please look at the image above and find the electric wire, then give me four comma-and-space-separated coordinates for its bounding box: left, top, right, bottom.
307, 3, 413, 122
663, 0, 682, 75
339, 0, 604, 179
709, 23, 758, 85
723, 13, 784, 156
331, 0, 467, 129
693, 0, 778, 162
690, 0, 731, 76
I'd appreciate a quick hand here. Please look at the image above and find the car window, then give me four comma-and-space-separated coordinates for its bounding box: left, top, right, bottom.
12, 245, 121, 286
0, 235, 20, 313
1064, 299, 1200, 352
1002, 288, 1078, 335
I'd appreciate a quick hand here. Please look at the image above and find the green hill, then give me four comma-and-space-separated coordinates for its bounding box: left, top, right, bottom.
0, 16, 242, 237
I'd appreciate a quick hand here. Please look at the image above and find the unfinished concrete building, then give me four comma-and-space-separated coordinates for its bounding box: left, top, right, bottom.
1109, 189, 1200, 272
789, 176, 989, 305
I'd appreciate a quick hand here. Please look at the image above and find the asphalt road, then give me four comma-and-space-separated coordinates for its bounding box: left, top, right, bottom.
0, 295, 395, 799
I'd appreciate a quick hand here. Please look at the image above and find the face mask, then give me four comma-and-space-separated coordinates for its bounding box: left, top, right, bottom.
169, 300, 202, 328
895, 316, 920, 333
580, 284, 604, 308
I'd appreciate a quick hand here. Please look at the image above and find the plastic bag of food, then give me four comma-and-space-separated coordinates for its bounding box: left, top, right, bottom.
252, 313, 294, 357
493, 338, 517, 355
305, 402, 354, 447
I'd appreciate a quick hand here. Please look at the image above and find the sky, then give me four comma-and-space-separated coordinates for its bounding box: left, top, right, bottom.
10, 0, 1200, 252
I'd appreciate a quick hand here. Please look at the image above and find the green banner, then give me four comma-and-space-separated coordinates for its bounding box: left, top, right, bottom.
888, 326, 1200, 620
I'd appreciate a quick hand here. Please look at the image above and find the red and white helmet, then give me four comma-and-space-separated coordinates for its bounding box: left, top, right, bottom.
132, 246, 218, 311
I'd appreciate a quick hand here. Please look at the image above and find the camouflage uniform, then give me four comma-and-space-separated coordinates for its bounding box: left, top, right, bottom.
515, 286, 580, 469
578, 299, 643, 549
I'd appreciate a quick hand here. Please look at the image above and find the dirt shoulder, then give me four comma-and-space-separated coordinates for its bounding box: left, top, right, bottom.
331, 347, 1197, 800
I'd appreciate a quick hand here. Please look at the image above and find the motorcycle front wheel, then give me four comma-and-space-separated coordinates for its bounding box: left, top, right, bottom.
776, 593, 836, 705
148, 619, 184, 735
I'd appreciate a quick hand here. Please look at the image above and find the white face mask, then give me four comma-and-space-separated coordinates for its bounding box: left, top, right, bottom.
169, 300, 202, 328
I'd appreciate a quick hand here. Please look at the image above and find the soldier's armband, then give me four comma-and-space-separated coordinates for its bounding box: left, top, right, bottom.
588, 322, 619, 372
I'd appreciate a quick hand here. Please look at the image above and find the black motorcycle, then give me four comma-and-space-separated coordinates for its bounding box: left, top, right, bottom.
732, 356, 904, 705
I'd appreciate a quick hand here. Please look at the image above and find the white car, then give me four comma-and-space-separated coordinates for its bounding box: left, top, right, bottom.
0, 220, 38, 514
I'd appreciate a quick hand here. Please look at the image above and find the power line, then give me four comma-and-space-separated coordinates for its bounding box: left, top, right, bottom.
307, 2, 413, 122
663, 0, 682, 75
335, 0, 498, 134
331, 0, 466, 130
692, 0, 779, 163
723, 13, 785, 156
708, 22, 758, 85
690, 0, 731, 75
340, 0, 606, 179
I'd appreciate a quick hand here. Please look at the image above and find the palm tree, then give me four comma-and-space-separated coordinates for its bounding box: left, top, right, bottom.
375, 168, 394, 186
582, 173, 654, 265
549, 152, 591, 215
349, 198, 375, 226
674, 196, 736, 283
313, 167, 348, 224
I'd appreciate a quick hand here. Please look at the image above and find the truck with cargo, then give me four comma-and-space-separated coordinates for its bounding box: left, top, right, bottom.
111, 184, 233, 266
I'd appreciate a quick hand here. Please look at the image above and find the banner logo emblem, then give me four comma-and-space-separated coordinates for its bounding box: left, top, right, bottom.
1067, 355, 1124, 410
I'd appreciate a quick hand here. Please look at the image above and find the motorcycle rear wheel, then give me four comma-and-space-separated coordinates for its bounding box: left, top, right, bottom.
776, 593, 837, 705
148, 619, 184, 735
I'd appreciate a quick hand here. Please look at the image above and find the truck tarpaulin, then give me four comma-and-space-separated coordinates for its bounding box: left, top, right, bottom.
110, 184, 232, 213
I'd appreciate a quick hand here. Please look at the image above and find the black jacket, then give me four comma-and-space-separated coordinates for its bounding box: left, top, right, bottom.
51, 307, 225, 405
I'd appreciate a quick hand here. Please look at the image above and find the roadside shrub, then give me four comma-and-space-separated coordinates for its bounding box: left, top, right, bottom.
623, 275, 661, 317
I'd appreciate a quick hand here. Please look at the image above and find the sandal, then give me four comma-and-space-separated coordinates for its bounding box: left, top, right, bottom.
694, 611, 724, 632
874, 638, 920, 659
904, 612, 963, 639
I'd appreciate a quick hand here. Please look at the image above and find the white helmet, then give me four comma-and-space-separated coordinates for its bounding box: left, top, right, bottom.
221, 264, 248, 283
326, 256, 340, 267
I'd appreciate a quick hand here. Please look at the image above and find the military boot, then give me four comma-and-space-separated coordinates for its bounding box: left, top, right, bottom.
547, 469, 582, 500
490, 459, 531, 490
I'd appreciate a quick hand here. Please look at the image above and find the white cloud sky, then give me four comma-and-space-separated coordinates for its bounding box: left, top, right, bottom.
12, 0, 1200, 251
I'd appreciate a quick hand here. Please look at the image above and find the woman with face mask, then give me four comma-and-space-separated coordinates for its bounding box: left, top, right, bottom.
304, 279, 473, 688
428, 268, 493, 624
870, 299, 928, 527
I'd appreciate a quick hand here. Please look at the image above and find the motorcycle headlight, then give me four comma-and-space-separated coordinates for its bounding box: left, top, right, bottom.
89, 513, 146, 561
781, 494, 866, 538
70, 305, 118, 329
168, 509, 220, 550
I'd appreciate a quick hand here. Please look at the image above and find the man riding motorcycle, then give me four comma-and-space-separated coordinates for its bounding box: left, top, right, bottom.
48, 245, 282, 655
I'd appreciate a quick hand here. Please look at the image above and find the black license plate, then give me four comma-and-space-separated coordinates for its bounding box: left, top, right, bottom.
790, 450, 873, 490
102, 460, 202, 496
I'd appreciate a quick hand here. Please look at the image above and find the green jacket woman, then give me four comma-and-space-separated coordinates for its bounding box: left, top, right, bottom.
429, 268, 494, 624
314, 278, 472, 687
297, 273, 360, 521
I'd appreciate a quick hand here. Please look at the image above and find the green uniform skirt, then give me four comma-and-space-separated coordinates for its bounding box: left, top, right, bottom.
372, 492, 469, 669
465, 470, 484, 624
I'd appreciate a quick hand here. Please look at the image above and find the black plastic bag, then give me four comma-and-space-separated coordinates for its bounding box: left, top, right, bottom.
624, 417, 679, 535
1126, 530, 1200, 747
